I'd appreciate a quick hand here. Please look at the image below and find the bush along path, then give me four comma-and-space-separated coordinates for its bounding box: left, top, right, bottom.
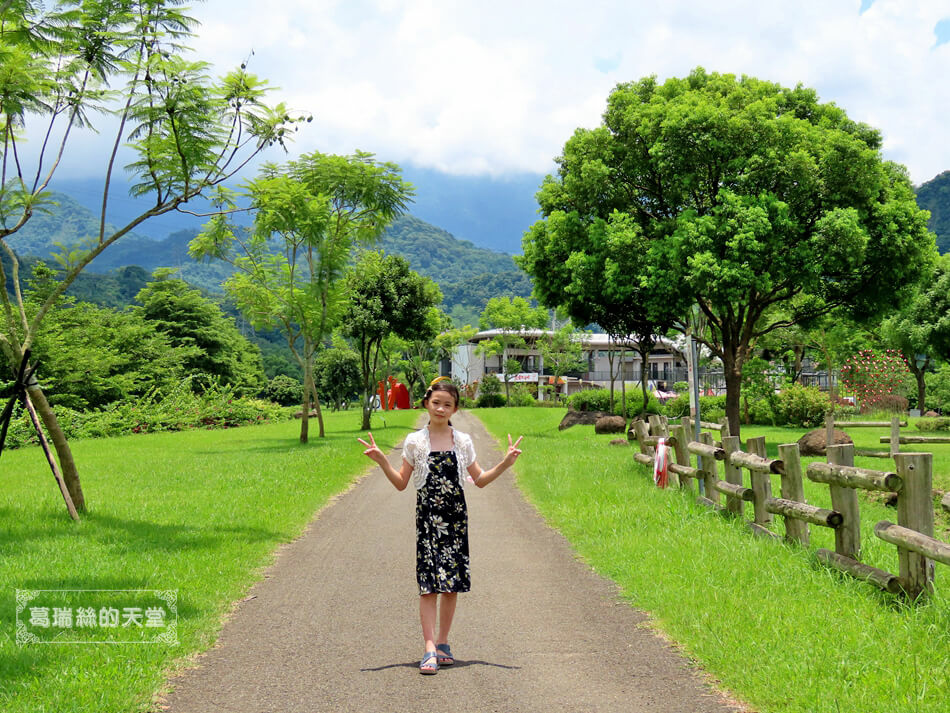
156, 410, 746, 713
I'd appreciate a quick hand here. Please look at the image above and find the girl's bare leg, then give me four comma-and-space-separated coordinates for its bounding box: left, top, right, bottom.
419, 593, 438, 653
437, 592, 458, 645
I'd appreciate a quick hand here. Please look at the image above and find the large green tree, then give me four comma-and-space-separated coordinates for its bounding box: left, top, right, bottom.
312, 346, 361, 412
0, 0, 298, 512
191, 151, 412, 441
341, 251, 441, 430
521, 68, 936, 436
135, 272, 266, 396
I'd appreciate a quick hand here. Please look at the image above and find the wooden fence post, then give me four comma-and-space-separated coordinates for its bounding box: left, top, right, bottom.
893, 452, 935, 598
890, 415, 901, 457
721, 435, 744, 517
777, 443, 809, 547
648, 414, 667, 439
720, 418, 731, 439
671, 423, 690, 491
699, 431, 720, 506
633, 419, 653, 456
746, 435, 774, 526
827, 443, 861, 559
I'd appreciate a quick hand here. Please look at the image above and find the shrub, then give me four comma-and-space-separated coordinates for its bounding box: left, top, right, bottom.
478, 373, 502, 398
774, 384, 828, 428
830, 395, 858, 419
693, 395, 728, 425
507, 384, 537, 407
840, 349, 912, 413
925, 363, 950, 413
567, 387, 662, 417
475, 393, 506, 408
915, 418, 950, 432
616, 391, 663, 418
0, 382, 294, 451
672, 381, 689, 393
264, 374, 304, 406
663, 393, 690, 418
567, 388, 611, 413
746, 397, 775, 425
869, 393, 908, 414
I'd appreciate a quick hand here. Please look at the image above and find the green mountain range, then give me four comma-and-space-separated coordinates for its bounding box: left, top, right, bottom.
5, 192, 533, 324
916, 171, 950, 255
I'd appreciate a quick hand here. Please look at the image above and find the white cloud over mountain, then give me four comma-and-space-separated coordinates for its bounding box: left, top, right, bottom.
176, 0, 950, 184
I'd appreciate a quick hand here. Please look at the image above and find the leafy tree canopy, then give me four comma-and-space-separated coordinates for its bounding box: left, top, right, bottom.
342, 251, 442, 429
23, 264, 194, 410
191, 150, 413, 440
521, 67, 937, 435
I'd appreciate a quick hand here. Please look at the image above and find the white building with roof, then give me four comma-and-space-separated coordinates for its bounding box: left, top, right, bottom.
447, 328, 688, 398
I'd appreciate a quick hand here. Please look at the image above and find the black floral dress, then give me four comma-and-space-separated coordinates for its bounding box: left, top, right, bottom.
416, 451, 471, 594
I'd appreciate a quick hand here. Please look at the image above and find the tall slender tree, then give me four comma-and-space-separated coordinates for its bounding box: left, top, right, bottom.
342, 252, 441, 430
0, 1, 299, 512
191, 151, 413, 441
476, 296, 547, 404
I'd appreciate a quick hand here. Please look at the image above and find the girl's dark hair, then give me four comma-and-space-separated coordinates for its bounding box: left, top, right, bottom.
423, 381, 460, 426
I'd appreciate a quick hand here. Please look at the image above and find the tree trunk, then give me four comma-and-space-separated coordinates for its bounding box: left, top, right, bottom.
793, 346, 804, 384
620, 348, 626, 417
502, 347, 511, 406
913, 362, 927, 412
819, 336, 837, 404
606, 349, 616, 412
639, 347, 649, 417
722, 349, 743, 438
299, 351, 321, 442
299, 389, 310, 444
308, 376, 325, 438
26, 384, 86, 512
361, 396, 372, 430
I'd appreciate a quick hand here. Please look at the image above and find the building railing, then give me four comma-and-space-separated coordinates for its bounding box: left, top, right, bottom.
481, 365, 840, 396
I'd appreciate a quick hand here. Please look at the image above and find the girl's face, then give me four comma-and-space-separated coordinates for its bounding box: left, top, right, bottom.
425, 390, 458, 423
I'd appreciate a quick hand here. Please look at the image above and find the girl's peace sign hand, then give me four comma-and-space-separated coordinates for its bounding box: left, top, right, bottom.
502, 433, 523, 468
357, 432, 386, 465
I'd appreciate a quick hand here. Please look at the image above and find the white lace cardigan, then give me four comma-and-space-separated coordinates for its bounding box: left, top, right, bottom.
402, 425, 477, 490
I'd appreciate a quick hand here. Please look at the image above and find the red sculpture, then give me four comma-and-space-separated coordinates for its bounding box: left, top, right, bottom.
377, 376, 411, 410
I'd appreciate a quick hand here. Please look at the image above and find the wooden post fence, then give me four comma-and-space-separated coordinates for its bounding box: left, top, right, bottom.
627, 422, 950, 600
891, 452, 935, 598
721, 435, 744, 517
746, 435, 774, 526
774, 443, 810, 547
824, 444, 861, 560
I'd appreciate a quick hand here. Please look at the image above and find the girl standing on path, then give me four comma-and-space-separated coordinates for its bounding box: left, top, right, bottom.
358, 378, 523, 675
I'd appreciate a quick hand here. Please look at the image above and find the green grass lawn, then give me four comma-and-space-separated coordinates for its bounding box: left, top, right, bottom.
0, 409, 420, 713
474, 407, 950, 713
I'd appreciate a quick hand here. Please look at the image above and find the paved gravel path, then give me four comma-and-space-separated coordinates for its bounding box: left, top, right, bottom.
157, 411, 746, 712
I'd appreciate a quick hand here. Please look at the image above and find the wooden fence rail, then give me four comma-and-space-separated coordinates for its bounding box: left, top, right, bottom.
630, 418, 949, 600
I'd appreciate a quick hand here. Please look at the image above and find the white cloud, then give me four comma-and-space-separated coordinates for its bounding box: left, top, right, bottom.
21, 0, 950, 185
